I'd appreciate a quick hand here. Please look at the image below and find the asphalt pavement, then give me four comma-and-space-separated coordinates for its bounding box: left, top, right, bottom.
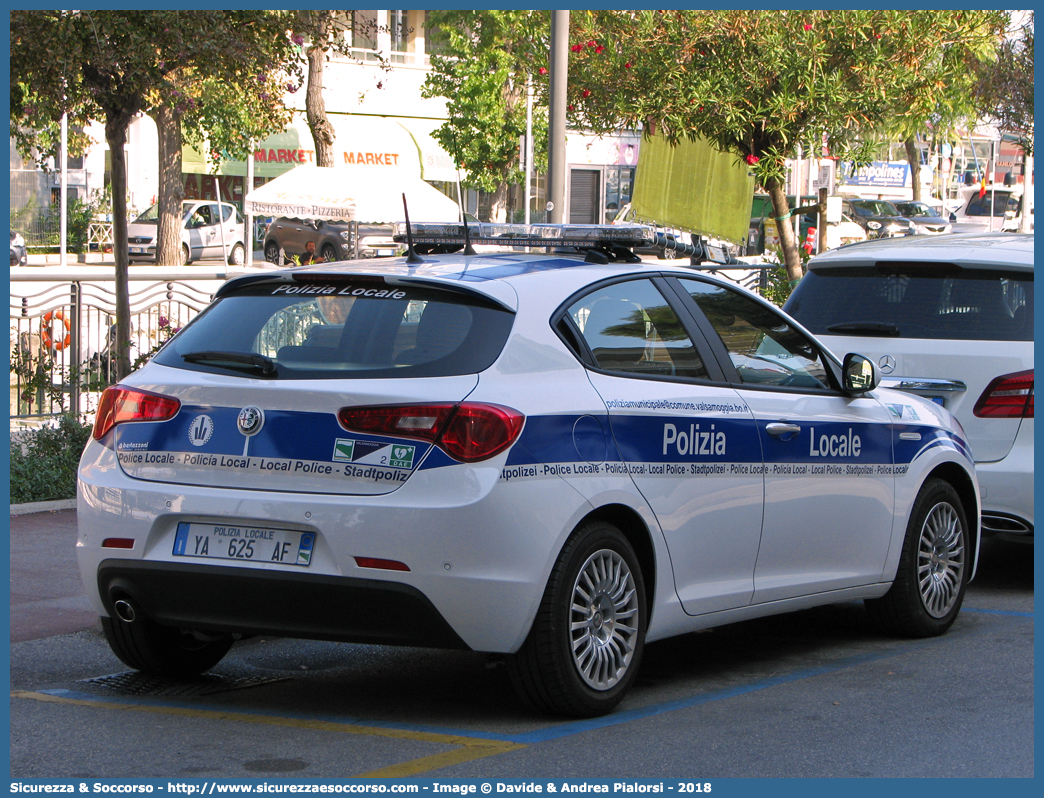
8, 507, 97, 643
7, 506, 1034, 778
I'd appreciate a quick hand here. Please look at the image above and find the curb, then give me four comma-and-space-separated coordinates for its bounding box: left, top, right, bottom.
9, 499, 77, 517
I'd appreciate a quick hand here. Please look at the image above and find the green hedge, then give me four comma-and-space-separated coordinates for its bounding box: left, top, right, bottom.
10, 415, 93, 504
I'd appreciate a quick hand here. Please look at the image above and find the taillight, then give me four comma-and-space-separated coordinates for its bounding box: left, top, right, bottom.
93, 385, 181, 439
973, 370, 1033, 418
338, 402, 524, 463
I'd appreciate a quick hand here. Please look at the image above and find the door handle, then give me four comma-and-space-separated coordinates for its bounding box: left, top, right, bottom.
766, 422, 801, 438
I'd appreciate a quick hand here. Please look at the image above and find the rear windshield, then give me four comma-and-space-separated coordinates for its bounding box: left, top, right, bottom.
785, 267, 1033, 342
153, 279, 515, 379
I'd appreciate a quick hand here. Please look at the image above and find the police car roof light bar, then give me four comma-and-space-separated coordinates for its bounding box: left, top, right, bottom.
392, 222, 657, 252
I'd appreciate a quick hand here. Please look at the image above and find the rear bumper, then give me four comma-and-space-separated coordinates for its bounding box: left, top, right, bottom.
77, 439, 591, 653
98, 559, 469, 649
977, 419, 1034, 539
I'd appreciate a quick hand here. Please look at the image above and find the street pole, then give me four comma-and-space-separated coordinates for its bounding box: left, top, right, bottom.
214, 177, 228, 278
547, 10, 569, 224
60, 113, 68, 268
793, 143, 802, 243
1020, 150, 1033, 233
525, 76, 533, 227
989, 139, 997, 230
245, 140, 254, 268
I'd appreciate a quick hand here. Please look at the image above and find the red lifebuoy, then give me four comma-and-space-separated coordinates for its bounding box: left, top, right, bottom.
41, 309, 72, 351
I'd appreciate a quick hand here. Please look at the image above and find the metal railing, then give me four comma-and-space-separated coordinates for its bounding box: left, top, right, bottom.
11, 262, 774, 423
10, 271, 220, 422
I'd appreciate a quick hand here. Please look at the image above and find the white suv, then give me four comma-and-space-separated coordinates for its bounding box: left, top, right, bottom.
786, 233, 1033, 542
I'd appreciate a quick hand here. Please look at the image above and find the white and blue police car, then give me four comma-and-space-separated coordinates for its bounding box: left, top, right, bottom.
77, 222, 979, 717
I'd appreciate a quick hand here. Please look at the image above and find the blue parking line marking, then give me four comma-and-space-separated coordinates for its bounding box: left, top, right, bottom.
512, 649, 897, 744
31, 605, 1031, 749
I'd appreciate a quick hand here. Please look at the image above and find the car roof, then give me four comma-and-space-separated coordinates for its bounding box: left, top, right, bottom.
220, 251, 743, 313
808, 232, 1034, 271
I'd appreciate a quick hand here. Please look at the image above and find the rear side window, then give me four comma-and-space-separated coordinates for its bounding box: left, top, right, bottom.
154, 280, 514, 379
567, 279, 708, 379
786, 267, 1033, 342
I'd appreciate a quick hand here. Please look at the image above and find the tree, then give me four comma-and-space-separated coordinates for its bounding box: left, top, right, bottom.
10, 11, 302, 376
975, 12, 1033, 154
566, 10, 1005, 280
291, 12, 390, 170
422, 10, 550, 222
294, 11, 342, 168
878, 13, 1008, 203
149, 12, 302, 266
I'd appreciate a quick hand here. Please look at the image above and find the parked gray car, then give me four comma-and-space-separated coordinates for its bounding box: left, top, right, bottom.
842, 198, 915, 239
263, 218, 400, 263
893, 201, 952, 235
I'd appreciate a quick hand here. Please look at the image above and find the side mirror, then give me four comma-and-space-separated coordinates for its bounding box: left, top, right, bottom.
949, 212, 957, 223
842, 353, 880, 393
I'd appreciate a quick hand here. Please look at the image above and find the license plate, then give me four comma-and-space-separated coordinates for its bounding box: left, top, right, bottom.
130, 247, 143, 254
173, 522, 314, 566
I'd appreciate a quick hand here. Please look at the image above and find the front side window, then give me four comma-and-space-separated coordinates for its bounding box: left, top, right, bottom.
680, 279, 830, 390
567, 279, 707, 380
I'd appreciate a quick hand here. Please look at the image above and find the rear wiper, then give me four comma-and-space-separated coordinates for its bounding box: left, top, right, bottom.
826, 322, 900, 336
182, 351, 277, 375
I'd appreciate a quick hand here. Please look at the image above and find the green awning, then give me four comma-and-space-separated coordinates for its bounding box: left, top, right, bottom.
631, 134, 755, 245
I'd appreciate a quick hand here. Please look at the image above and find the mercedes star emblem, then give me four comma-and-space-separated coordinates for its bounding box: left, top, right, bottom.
879, 355, 896, 374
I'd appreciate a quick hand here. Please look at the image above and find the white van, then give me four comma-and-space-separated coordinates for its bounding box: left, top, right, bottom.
948, 185, 1031, 234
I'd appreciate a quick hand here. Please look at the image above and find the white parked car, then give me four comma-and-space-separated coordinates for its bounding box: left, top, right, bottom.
803, 213, 868, 251
948, 185, 1031, 234
128, 200, 246, 266
786, 233, 1032, 543
78, 223, 979, 717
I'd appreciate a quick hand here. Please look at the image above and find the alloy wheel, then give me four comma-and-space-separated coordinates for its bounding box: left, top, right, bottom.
917, 501, 965, 618
569, 548, 640, 690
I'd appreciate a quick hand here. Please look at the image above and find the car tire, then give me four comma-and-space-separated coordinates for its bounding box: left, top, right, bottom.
508, 521, 646, 717
864, 478, 969, 638
101, 614, 233, 678
180, 243, 191, 266
227, 242, 245, 267
264, 241, 280, 264
320, 243, 337, 263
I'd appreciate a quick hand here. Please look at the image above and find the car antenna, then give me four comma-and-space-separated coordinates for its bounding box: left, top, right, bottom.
461, 211, 477, 256
401, 193, 424, 265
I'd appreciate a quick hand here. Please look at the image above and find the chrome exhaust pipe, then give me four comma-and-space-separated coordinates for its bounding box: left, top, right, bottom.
113, 598, 138, 624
